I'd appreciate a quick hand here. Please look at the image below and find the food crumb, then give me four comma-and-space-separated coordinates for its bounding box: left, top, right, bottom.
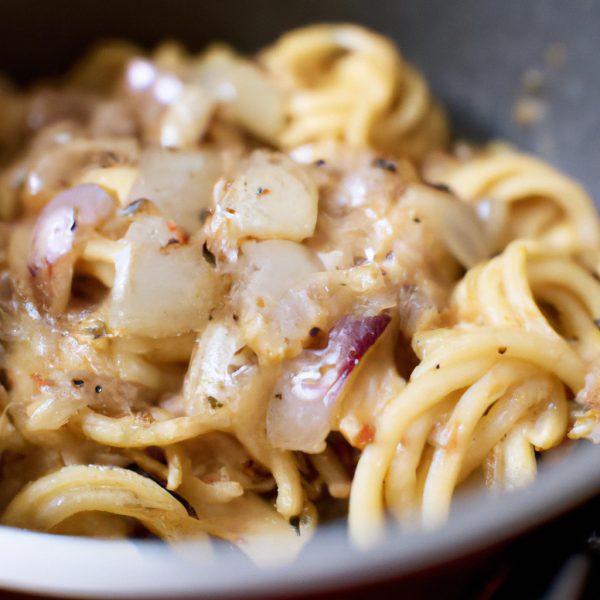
289, 516, 301, 536
513, 97, 546, 128
521, 68, 543, 94
545, 42, 568, 69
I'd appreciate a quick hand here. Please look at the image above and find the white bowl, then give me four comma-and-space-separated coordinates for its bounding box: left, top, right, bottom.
0, 440, 598, 598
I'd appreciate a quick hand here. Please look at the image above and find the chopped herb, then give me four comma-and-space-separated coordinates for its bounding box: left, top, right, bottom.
274, 393, 282, 399
95, 385, 103, 393
309, 327, 320, 337
119, 198, 147, 216
314, 159, 326, 166
87, 321, 107, 339
72, 379, 84, 387
373, 158, 397, 172
208, 396, 223, 409
498, 347, 507, 354
202, 243, 216, 268
289, 516, 301, 536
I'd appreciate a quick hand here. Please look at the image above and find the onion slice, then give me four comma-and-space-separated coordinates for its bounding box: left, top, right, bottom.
27, 184, 116, 314
267, 313, 391, 453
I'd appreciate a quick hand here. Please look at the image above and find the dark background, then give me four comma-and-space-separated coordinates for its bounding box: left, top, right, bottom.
0, 0, 599, 198
0, 1, 599, 598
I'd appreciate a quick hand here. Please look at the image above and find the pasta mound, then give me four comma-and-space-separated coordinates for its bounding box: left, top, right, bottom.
0, 24, 598, 561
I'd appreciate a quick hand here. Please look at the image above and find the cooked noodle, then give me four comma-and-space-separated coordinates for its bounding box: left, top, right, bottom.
0, 24, 597, 561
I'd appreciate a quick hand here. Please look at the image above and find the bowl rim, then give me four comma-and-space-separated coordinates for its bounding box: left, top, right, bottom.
0, 440, 597, 599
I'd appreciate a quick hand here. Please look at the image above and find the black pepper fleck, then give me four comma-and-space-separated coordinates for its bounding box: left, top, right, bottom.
314, 159, 326, 166
87, 321, 107, 339
289, 516, 301, 536
436, 364, 440, 370
95, 385, 103, 393
274, 393, 282, 399
310, 327, 320, 337
208, 396, 223, 409
428, 182, 452, 193
72, 379, 84, 387
374, 158, 397, 172
202, 243, 216, 268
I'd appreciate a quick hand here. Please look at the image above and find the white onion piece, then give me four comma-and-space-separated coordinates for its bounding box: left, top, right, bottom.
182, 322, 246, 415
206, 151, 318, 260
239, 239, 322, 303
235, 239, 323, 360
89, 99, 138, 139
109, 217, 217, 338
28, 184, 117, 314
23, 137, 139, 213
128, 148, 221, 232
196, 48, 285, 142
407, 185, 490, 268
475, 197, 509, 254
267, 313, 391, 453
159, 84, 214, 149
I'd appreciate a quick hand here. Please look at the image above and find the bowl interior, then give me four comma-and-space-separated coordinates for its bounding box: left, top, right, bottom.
0, 0, 599, 597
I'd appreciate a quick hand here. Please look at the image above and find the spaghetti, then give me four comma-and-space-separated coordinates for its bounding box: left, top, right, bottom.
0, 24, 597, 562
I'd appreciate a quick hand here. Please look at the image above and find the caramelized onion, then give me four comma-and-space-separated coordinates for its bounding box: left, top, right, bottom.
28, 184, 117, 314
267, 313, 391, 453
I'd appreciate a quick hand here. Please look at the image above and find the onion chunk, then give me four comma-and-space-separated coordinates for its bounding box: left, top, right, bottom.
267, 313, 391, 453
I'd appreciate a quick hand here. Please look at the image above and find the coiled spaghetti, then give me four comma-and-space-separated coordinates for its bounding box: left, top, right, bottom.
0, 24, 597, 562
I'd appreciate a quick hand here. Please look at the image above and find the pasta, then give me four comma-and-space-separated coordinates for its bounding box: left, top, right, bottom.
0, 23, 598, 563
